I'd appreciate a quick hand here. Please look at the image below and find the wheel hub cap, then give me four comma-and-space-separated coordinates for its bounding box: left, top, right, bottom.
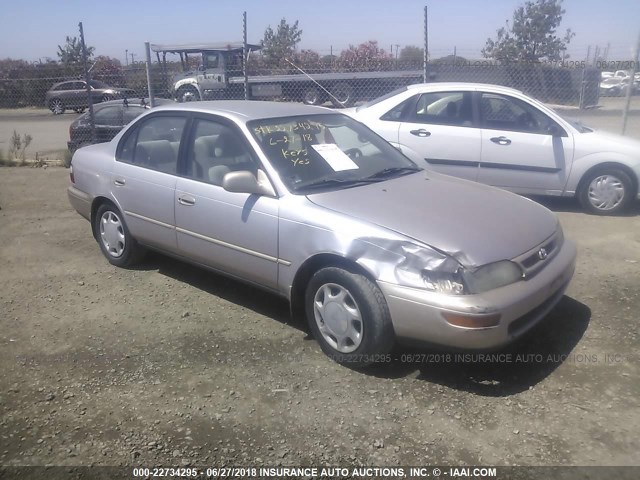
313, 283, 363, 353
588, 175, 624, 211
100, 211, 125, 257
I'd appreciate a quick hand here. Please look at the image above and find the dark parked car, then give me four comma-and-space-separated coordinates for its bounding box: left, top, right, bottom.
45, 80, 136, 115
68, 98, 174, 152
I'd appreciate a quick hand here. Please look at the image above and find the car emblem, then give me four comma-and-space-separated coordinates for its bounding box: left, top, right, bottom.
537, 248, 548, 260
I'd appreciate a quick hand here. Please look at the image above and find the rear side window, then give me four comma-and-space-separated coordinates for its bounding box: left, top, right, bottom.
117, 115, 187, 175
408, 91, 474, 127
123, 106, 147, 124
94, 106, 122, 125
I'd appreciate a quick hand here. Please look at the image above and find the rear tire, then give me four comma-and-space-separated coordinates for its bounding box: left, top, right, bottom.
94, 203, 145, 267
330, 82, 355, 108
305, 266, 394, 368
578, 168, 634, 215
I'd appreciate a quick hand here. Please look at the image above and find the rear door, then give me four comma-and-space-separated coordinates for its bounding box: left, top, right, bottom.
397, 91, 481, 181
93, 106, 123, 143
112, 113, 189, 252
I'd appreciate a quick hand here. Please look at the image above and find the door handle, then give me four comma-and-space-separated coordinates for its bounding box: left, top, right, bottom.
490, 136, 511, 145
114, 177, 126, 186
178, 195, 196, 206
410, 129, 431, 137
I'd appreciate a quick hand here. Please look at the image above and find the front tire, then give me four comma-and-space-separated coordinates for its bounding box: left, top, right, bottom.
176, 85, 201, 103
301, 86, 323, 105
94, 204, 145, 267
49, 99, 65, 115
578, 168, 634, 215
305, 266, 394, 367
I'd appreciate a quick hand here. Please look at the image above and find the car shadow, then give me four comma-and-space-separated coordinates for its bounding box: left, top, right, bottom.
142, 252, 301, 332
367, 296, 591, 396
528, 195, 640, 216
137, 252, 590, 397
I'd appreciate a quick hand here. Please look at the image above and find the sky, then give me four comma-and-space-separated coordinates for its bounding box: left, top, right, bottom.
1, 0, 639, 64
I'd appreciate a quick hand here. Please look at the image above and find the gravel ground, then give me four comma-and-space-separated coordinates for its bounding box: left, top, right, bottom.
0, 168, 639, 473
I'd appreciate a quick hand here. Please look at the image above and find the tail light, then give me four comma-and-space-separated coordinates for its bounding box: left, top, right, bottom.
69, 165, 75, 184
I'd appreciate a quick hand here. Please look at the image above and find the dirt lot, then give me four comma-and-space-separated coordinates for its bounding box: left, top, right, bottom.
0, 168, 639, 473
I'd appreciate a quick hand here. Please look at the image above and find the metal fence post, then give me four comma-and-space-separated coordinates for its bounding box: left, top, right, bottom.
243, 11, 249, 100
423, 5, 428, 83
145, 42, 155, 107
622, 32, 640, 135
79, 22, 95, 144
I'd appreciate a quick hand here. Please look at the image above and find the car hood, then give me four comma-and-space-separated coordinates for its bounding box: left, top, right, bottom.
306, 171, 558, 267
575, 128, 640, 154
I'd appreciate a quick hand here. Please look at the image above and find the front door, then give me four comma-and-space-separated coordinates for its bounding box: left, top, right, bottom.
476, 91, 573, 195
197, 52, 226, 94
174, 116, 279, 290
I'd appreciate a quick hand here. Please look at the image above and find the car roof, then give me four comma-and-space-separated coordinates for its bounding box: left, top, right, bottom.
151, 100, 336, 122
97, 98, 175, 108
405, 82, 525, 95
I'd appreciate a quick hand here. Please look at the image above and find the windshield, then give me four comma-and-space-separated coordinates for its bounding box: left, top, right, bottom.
356, 86, 409, 111
248, 114, 420, 194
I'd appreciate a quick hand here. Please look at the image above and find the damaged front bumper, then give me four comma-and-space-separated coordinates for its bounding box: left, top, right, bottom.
378, 238, 577, 350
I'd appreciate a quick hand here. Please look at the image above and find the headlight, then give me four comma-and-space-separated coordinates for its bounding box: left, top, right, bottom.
463, 260, 523, 294
392, 243, 522, 295
394, 243, 467, 295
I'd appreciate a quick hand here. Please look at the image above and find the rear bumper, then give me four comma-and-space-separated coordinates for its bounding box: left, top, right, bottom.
67, 186, 92, 222
379, 238, 577, 350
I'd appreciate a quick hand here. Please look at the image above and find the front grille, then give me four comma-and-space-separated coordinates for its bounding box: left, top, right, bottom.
513, 228, 564, 279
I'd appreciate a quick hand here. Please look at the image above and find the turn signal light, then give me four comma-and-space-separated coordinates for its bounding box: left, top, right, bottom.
442, 312, 501, 328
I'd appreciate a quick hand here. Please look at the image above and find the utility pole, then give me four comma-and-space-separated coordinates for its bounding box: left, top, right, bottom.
78, 22, 96, 144
622, 32, 640, 135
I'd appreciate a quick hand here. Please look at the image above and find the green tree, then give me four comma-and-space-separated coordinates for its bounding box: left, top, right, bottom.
261, 18, 303, 67
399, 45, 424, 64
482, 0, 575, 63
57, 36, 95, 65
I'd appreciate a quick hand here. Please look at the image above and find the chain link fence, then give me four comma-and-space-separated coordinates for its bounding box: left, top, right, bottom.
0, 34, 638, 164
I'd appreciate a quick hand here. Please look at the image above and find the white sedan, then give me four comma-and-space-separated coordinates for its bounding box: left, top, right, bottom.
345, 83, 640, 215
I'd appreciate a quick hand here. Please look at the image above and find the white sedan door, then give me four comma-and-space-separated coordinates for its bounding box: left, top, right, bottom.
476, 92, 573, 195
396, 91, 481, 181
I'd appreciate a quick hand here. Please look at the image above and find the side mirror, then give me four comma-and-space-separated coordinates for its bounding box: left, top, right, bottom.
222, 170, 276, 197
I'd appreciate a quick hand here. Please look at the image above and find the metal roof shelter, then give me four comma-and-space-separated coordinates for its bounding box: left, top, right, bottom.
150, 42, 262, 71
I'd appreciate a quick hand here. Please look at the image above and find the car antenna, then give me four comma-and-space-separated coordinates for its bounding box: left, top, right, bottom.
283, 57, 343, 107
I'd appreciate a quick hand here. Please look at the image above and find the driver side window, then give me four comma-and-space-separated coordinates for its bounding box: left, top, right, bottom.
187, 119, 256, 186
479, 93, 557, 134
